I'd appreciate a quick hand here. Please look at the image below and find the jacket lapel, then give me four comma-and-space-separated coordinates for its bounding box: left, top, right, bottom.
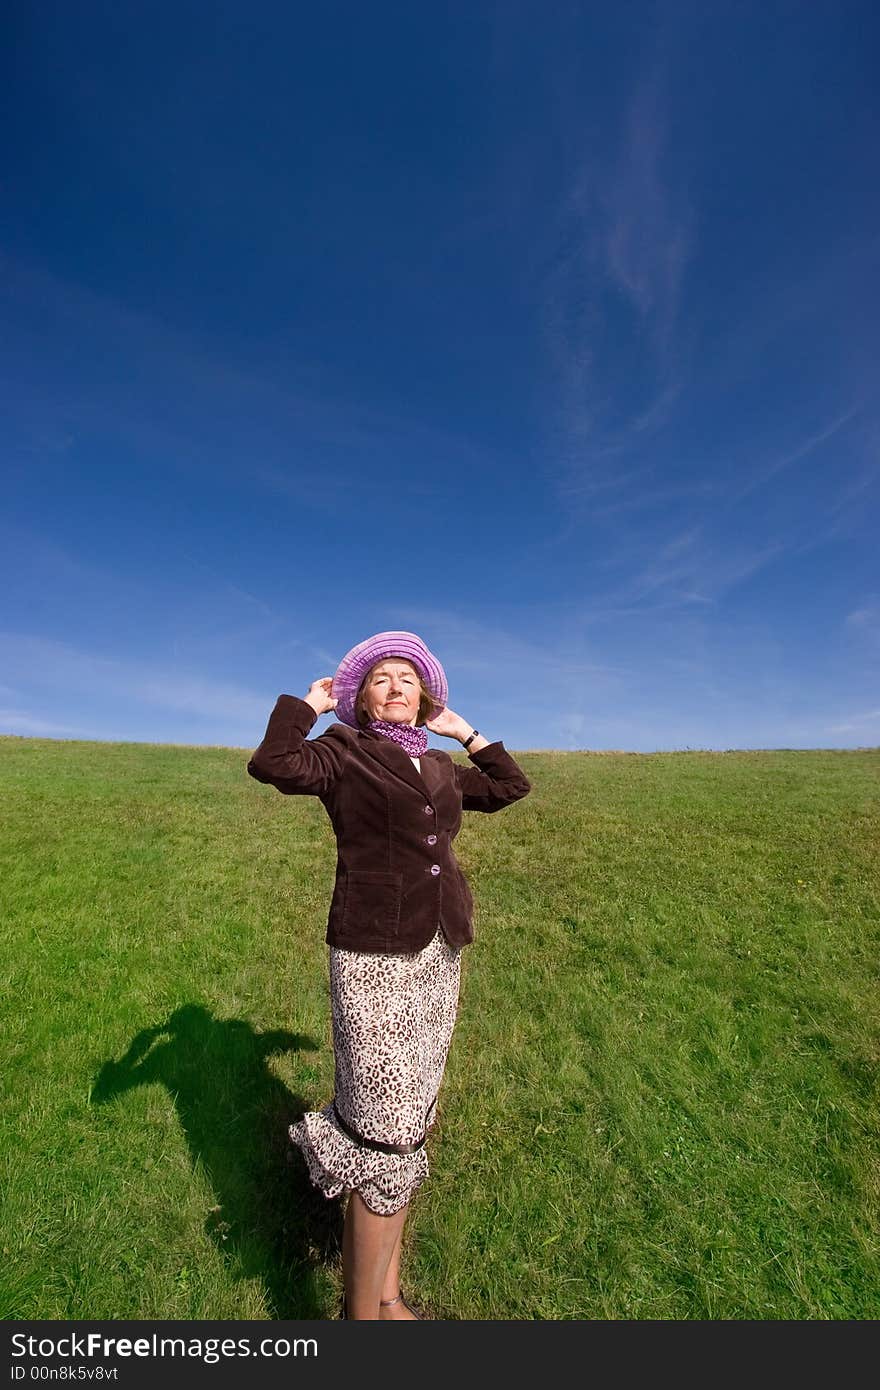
360, 733, 430, 799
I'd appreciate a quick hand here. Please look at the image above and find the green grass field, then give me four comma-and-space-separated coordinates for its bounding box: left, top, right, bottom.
1, 734, 878, 1320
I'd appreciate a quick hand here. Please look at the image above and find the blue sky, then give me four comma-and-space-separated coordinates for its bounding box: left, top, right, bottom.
2, 1, 878, 752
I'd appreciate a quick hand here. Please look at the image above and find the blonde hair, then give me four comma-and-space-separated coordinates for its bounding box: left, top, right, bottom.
355, 659, 436, 728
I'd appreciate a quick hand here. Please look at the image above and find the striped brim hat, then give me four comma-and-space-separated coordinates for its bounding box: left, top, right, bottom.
331, 631, 448, 728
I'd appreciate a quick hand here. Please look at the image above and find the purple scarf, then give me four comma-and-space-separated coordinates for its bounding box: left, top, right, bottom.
368, 720, 428, 757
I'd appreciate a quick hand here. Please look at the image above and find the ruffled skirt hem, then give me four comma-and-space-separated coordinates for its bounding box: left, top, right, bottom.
289, 1105, 429, 1216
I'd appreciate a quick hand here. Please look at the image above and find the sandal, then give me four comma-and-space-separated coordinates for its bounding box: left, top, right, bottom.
341, 1290, 423, 1319
379, 1290, 422, 1319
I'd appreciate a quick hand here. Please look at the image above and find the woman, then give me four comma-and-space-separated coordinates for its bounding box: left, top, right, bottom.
247, 631, 530, 1319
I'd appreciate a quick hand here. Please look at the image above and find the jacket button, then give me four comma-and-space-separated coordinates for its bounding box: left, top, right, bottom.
424, 805, 433, 814
430, 864, 441, 876
426, 834, 437, 845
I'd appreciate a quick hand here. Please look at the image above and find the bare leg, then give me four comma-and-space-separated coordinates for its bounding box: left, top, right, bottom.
381, 1221, 404, 1303
343, 1192, 416, 1319
378, 1221, 418, 1319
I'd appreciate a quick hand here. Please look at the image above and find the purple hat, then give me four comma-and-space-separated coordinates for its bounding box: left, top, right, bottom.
331, 631, 448, 729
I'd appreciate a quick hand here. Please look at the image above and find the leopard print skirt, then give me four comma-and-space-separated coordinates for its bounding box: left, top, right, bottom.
289, 928, 462, 1215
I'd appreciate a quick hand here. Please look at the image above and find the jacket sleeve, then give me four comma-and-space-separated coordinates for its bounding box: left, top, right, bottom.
247, 694, 352, 796
453, 741, 531, 813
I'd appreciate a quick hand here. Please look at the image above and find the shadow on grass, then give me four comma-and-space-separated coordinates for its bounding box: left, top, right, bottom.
91, 1004, 342, 1318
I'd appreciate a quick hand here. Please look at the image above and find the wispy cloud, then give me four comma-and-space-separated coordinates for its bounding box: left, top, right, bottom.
839, 594, 873, 622
391, 607, 629, 684
585, 524, 786, 611
845, 600, 880, 629
387, 605, 641, 750
577, 479, 721, 519
541, 66, 691, 493
843, 598, 880, 653
828, 709, 880, 735
0, 710, 98, 738
600, 74, 691, 356
178, 553, 283, 626
1, 521, 340, 680
0, 633, 272, 727
830, 424, 880, 522
732, 407, 861, 502
2, 256, 502, 501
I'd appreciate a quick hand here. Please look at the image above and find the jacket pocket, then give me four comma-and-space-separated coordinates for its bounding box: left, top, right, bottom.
339, 870, 403, 942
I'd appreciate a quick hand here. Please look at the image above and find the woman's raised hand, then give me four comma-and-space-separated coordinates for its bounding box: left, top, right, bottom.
424, 706, 469, 741
304, 677, 338, 715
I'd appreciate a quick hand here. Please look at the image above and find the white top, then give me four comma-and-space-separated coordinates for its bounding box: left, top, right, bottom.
410, 756, 421, 771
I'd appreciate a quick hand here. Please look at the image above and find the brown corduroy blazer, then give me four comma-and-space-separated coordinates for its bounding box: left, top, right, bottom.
247, 694, 531, 953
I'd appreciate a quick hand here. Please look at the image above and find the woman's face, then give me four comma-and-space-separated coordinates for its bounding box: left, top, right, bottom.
362, 659, 422, 726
